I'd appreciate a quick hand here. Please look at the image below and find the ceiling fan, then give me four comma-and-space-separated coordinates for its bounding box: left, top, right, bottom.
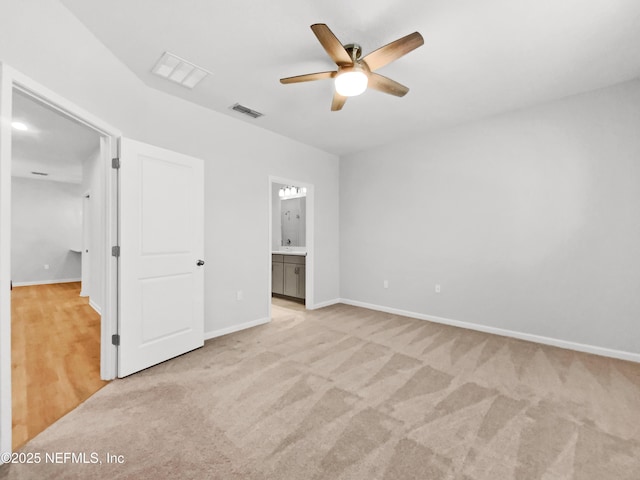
280, 24, 424, 111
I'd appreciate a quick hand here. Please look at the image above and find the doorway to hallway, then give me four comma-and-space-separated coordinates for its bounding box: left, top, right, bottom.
11, 282, 107, 449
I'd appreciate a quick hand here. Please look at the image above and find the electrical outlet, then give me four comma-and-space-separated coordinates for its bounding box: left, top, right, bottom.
383, 280, 389, 289
44, 264, 49, 270
236, 290, 243, 301
435, 284, 441, 293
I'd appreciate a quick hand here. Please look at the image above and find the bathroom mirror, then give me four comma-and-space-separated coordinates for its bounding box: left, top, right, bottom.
273, 183, 306, 248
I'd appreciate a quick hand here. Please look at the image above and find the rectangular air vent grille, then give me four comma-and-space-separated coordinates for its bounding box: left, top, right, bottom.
151, 51, 211, 89
231, 103, 264, 119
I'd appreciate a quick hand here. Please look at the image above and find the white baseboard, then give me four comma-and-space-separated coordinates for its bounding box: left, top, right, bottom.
89, 300, 102, 315
12, 278, 81, 287
339, 298, 640, 364
308, 298, 341, 310
204, 317, 270, 341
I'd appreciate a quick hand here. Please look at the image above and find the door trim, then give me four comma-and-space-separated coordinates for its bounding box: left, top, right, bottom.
81, 190, 91, 297
0, 63, 121, 455
268, 176, 315, 321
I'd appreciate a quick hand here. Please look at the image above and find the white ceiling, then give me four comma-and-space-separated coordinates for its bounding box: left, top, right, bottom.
61, 0, 640, 156
12, 89, 100, 184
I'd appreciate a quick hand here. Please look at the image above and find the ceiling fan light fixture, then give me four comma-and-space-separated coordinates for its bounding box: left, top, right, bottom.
280, 24, 423, 110
335, 69, 368, 97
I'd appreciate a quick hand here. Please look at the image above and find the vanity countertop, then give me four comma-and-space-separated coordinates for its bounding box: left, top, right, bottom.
272, 250, 307, 256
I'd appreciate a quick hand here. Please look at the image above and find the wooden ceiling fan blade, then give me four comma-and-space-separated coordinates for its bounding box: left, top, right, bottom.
331, 91, 347, 111
311, 24, 352, 67
362, 32, 424, 71
368, 73, 409, 97
280, 71, 336, 84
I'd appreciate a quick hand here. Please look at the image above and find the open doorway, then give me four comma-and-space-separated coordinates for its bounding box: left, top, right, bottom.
269, 177, 314, 320
10, 89, 107, 449
2, 64, 208, 455
0, 65, 120, 454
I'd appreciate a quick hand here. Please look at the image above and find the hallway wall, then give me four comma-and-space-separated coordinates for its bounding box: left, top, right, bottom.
11, 177, 82, 285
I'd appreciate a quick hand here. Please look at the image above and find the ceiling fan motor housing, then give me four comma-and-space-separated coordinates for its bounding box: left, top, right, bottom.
343, 43, 363, 61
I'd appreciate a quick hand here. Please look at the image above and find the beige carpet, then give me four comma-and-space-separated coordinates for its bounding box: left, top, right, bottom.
2, 300, 640, 479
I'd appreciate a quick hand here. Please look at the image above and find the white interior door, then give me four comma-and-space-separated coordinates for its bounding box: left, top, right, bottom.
118, 138, 204, 377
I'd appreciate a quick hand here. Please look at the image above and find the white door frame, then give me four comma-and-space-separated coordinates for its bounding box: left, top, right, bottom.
0, 63, 121, 455
80, 191, 91, 298
268, 176, 314, 320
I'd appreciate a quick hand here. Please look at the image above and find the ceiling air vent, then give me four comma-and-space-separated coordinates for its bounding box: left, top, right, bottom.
230, 103, 264, 119
151, 51, 211, 89
31, 171, 49, 176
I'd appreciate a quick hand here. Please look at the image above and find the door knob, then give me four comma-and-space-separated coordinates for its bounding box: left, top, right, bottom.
197, 259, 205, 266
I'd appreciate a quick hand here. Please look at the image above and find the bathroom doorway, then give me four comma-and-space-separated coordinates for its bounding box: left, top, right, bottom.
268, 176, 314, 319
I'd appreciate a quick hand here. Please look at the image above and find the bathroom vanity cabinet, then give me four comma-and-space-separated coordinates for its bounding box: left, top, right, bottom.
272, 254, 305, 300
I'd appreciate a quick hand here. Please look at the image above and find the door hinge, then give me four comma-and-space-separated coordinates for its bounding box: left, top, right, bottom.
111, 245, 120, 257
112, 157, 120, 169
111, 334, 120, 346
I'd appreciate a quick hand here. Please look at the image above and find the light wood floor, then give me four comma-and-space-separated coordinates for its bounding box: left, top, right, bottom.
272, 295, 307, 313
11, 282, 108, 450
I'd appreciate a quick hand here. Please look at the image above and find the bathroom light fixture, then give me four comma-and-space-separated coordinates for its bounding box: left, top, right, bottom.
151, 51, 211, 89
279, 185, 307, 200
12, 121, 28, 131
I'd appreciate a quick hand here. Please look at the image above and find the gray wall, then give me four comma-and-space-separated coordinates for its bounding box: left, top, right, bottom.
340, 79, 640, 355
11, 177, 82, 284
